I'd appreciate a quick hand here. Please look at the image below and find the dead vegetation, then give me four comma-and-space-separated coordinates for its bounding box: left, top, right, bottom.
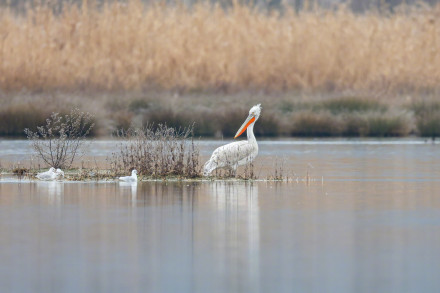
109, 124, 201, 178
410, 101, 440, 138
1, 93, 438, 138
24, 109, 95, 169
1, 2, 440, 92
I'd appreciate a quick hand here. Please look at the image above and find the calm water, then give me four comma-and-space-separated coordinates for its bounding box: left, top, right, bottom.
0, 139, 440, 293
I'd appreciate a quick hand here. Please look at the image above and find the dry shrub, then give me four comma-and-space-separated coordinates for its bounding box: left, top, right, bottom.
215, 109, 280, 137
143, 109, 193, 131
320, 97, 387, 114
110, 124, 201, 178
217, 109, 250, 137
1, 2, 440, 92
128, 99, 150, 113
290, 110, 410, 137
142, 108, 215, 136
416, 113, 440, 138
0, 104, 51, 136
142, 107, 281, 137
291, 112, 342, 136
364, 112, 410, 137
411, 101, 440, 138
340, 115, 369, 136
253, 112, 281, 137
25, 109, 95, 168
214, 109, 280, 137
109, 110, 135, 131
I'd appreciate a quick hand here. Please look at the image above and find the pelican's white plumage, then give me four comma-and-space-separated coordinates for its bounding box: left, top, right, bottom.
119, 169, 138, 182
36, 167, 56, 180
204, 104, 261, 176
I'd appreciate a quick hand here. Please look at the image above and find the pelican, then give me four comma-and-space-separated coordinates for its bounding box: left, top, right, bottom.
119, 169, 138, 182
203, 104, 261, 176
36, 167, 56, 180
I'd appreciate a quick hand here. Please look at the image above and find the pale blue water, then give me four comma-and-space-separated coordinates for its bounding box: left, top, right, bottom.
0, 139, 439, 293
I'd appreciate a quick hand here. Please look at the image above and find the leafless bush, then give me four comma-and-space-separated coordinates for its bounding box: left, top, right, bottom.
109, 124, 201, 178
24, 109, 94, 169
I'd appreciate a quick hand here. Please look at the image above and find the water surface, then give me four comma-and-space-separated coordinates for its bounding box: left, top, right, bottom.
0, 139, 439, 293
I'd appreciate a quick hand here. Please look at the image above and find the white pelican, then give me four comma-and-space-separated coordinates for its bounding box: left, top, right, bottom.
119, 169, 138, 182
36, 167, 56, 180
203, 104, 261, 176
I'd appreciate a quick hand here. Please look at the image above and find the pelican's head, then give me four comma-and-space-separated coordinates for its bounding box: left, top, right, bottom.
249, 104, 262, 119
49, 167, 56, 173
132, 169, 138, 176
234, 104, 262, 139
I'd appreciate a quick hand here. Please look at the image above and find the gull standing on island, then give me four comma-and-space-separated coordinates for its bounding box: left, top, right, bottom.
55, 169, 64, 180
203, 104, 261, 176
36, 167, 65, 181
36, 167, 56, 181
119, 169, 138, 182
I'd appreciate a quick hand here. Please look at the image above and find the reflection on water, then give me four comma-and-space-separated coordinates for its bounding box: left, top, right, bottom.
1, 139, 440, 292
0, 179, 439, 293
118, 182, 138, 204
35, 181, 65, 205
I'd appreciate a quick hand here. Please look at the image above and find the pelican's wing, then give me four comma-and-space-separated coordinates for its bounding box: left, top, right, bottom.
209, 141, 254, 166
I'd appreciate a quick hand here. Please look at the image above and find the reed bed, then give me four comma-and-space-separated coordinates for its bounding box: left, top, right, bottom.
1, 2, 440, 92
3, 92, 440, 137
410, 101, 440, 137
0, 104, 50, 136
109, 124, 201, 178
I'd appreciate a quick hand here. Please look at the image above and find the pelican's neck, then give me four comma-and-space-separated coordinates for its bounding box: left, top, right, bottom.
246, 122, 257, 145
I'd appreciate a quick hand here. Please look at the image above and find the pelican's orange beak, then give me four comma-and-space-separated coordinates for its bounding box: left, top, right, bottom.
234, 116, 255, 139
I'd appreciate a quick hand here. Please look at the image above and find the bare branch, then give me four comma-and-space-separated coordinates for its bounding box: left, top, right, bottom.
25, 109, 94, 169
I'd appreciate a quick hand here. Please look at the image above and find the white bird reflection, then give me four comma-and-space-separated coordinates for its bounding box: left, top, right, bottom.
35, 181, 64, 205
119, 181, 138, 204
206, 182, 260, 288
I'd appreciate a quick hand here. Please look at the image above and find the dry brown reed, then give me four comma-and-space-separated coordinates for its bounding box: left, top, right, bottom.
109, 124, 201, 178
266, 157, 286, 180
1, 2, 440, 92
0, 91, 420, 137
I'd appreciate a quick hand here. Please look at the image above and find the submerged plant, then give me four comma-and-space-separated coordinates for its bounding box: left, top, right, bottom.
110, 124, 201, 178
24, 109, 95, 169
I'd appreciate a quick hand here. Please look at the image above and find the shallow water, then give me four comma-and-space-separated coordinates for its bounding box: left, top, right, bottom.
1, 139, 440, 293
